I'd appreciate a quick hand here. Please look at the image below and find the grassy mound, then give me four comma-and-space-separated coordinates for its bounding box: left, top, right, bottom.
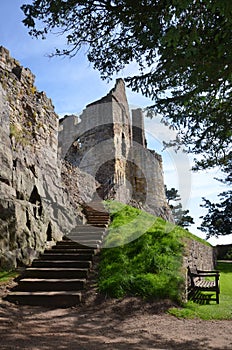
98, 201, 195, 302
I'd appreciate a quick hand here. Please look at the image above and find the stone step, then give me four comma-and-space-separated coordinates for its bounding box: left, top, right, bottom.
70, 231, 106, 237
6, 291, 82, 307
52, 243, 101, 251
24, 268, 89, 279
86, 222, 108, 227
81, 222, 108, 226
67, 232, 105, 238
15, 278, 86, 291
70, 224, 105, 233
41, 253, 93, 261
84, 205, 107, 210
54, 242, 95, 247
57, 240, 96, 245
5, 200, 109, 308
87, 220, 109, 224
86, 215, 110, 220
66, 236, 103, 242
32, 260, 92, 268
86, 214, 105, 218
70, 227, 106, 234
85, 210, 109, 214
86, 213, 109, 216
87, 218, 108, 225
84, 204, 108, 211
61, 233, 105, 241
44, 248, 97, 254
67, 235, 104, 241
86, 218, 109, 222
86, 223, 108, 227
61, 241, 101, 248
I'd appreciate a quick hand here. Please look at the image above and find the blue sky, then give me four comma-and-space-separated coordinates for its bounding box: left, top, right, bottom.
0, 1, 231, 246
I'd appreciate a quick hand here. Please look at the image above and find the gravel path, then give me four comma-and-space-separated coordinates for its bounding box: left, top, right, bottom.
0, 280, 232, 350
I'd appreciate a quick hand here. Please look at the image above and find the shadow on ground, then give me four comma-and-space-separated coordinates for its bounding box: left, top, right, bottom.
0, 296, 232, 350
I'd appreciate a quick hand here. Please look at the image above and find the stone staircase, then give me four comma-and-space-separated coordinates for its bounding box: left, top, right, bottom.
6, 201, 110, 307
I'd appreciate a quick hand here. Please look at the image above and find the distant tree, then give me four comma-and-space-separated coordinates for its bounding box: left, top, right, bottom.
165, 186, 194, 228
172, 203, 195, 228
165, 187, 181, 205
21, 0, 232, 171
199, 160, 232, 238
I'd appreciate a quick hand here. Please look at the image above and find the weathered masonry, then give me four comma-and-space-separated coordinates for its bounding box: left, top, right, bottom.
59, 79, 173, 221
0, 47, 215, 275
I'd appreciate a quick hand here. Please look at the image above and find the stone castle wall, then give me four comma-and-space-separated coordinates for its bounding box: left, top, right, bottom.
59, 79, 173, 221
132, 109, 146, 147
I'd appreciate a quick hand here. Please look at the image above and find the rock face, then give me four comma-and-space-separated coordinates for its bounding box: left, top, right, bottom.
61, 160, 99, 206
0, 47, 83, 269
59, 79, 173, 221
0, 47, 172, 270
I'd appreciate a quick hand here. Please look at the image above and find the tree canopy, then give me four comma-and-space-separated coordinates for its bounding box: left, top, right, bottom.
199, 159, 232, 238
21, 1, 232, 237
21, 0, 232, 170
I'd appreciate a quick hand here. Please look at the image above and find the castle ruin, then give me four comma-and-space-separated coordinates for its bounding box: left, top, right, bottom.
0, 47, 215, 274
59, 79, 172, 221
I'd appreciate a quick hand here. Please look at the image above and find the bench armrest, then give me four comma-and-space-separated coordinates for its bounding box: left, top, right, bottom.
197, 269, 219, 274
196, 273, 219, 278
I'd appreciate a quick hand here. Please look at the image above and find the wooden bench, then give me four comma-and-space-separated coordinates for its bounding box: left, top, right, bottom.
187, 266, 220, 304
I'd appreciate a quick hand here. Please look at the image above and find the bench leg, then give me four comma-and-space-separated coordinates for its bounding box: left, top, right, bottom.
216, 292, 219, 304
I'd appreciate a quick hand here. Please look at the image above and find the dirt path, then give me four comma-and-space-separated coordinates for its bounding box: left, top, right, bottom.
0, 280, 232, 350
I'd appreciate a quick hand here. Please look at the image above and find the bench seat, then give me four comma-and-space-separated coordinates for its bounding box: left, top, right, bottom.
187, 266, 220, 304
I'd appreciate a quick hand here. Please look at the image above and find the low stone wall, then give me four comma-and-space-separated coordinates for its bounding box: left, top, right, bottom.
183, 238, 216, 271
181, 237, 216, 302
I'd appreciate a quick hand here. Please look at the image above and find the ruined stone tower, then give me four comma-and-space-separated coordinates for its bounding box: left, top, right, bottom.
59, 79, 172, 221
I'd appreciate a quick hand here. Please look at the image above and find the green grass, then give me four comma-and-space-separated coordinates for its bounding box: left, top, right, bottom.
103, 200, 210, 248
169, 262, 232, 320
0, 270, 18, 283
98, 201, 207, 302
